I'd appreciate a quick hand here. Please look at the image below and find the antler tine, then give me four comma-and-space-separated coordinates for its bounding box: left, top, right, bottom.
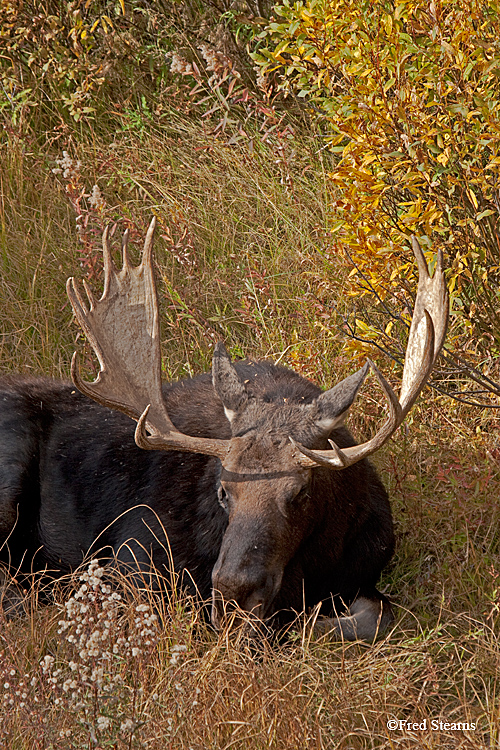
82, 278, 97, 312
411, 233, 430, 278
142, 216, 156, 266
294, 237, 448, 471
66, 274, 88, 320
68, 219, 229, 460
290, 436, 348, 470
121, 228, 131, 270
66, 278, 106, 371
400, 236, 448, 408
134, 405, 155, 450
101, 224, 116, 298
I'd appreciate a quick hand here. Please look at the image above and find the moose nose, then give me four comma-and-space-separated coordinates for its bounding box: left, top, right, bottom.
211, 568, 276, 628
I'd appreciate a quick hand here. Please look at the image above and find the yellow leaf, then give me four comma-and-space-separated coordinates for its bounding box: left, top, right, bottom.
436, 148, 449, 165
467, 188, 478, 210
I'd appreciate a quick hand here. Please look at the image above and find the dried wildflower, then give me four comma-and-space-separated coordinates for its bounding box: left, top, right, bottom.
88, 184, 104, 210
52, 151, 82, 181
120, 718, 134, 734
0, 559, 162, 744
169, 644, 187, 666
169, 51, 193, 76
97, 715, 111, 731
198, 43, 231, 75
40, 655, 54, 674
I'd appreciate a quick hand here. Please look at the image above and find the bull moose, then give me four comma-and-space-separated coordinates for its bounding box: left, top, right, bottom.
0, 220, 448, 639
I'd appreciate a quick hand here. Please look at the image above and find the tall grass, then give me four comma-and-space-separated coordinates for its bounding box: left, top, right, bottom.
1, 560, 498, 748
1, 116, 342, 381
1, 107, 499, 748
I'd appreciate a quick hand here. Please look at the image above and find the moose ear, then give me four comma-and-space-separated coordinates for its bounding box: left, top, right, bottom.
311, 362, 370, 434
212, 342, 248, 423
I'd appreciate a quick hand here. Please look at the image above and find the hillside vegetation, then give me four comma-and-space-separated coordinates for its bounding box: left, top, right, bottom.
0, 1, 499, 748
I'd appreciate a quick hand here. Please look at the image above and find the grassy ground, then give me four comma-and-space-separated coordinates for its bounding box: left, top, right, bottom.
1, 112, 499, 749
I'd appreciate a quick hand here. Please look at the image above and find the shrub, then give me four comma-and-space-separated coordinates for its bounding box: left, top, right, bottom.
254, 0, 500, 399
0, 0, 270, 134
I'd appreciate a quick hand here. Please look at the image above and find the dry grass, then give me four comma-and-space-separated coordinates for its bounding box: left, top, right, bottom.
1, 111, 500, 749
0, 117, 349, 384
0, 557, 498, 749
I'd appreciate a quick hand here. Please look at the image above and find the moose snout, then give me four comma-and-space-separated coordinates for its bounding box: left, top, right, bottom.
211, 564, 281, 629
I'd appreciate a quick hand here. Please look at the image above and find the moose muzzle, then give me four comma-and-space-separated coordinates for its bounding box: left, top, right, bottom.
211, 553, 283, 630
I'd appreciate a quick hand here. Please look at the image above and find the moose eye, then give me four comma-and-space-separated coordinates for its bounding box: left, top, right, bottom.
217, 485, 229, 512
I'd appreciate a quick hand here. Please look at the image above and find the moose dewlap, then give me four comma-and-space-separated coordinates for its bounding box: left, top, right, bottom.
0, 221, 448, 641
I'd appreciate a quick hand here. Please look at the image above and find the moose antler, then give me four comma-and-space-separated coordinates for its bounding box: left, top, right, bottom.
68, 224, 447, 472
67, 218, 228, 459
291, 237, 448, 469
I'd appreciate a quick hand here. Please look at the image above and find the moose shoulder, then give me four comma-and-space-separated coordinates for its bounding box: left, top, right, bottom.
0, 221, 448, 640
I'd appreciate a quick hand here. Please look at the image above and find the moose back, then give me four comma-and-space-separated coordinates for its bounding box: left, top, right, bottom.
0, 222, 448, 640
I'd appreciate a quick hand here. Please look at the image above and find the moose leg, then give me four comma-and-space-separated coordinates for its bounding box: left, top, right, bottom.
315, 593, 393, 641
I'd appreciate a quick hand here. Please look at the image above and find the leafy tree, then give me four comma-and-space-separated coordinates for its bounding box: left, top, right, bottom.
254, 0, 500, 403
